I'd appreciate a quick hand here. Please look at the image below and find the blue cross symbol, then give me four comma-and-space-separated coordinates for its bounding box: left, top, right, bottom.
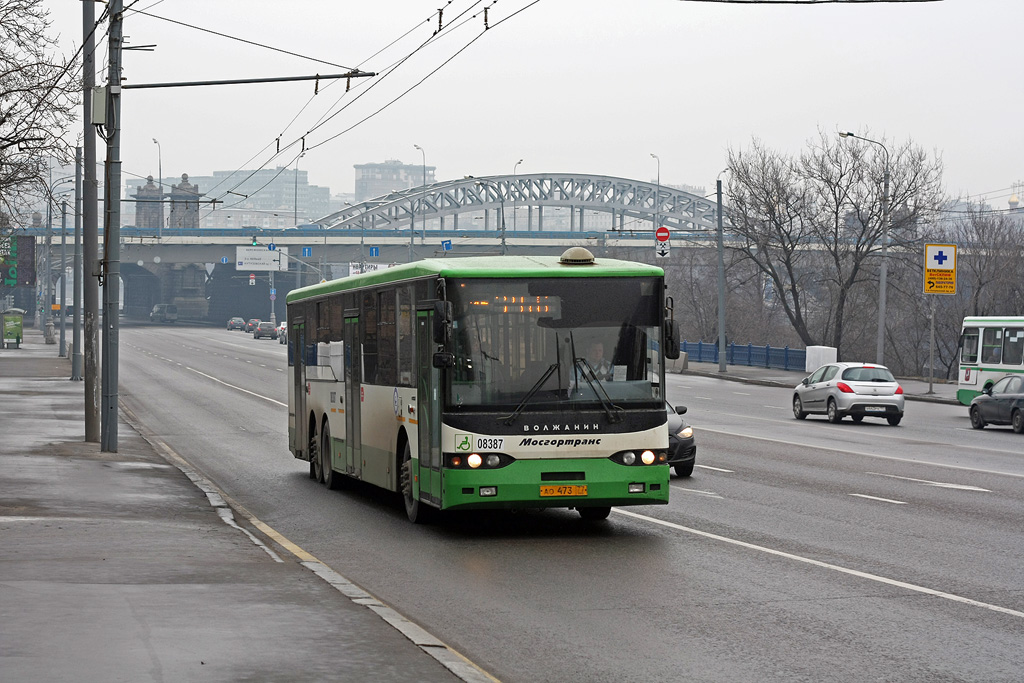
933, 250, 948, 265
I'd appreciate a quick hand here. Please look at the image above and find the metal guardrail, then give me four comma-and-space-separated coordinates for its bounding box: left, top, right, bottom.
681, 340, 806, 372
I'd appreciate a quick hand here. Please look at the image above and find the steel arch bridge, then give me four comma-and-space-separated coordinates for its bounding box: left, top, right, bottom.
317, 173, 720, 237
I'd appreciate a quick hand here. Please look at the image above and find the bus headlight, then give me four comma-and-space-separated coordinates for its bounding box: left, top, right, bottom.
621, 451, 636, 465
468, 453, 483, 468
485, 454, 500, 468
641, 450, 656, 465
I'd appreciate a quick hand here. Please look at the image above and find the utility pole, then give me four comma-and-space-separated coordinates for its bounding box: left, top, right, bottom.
83, 0, 100, 441
100, 0, 123, 452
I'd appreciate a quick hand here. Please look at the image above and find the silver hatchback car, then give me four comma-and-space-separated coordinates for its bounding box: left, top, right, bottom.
793, 362, 905, 425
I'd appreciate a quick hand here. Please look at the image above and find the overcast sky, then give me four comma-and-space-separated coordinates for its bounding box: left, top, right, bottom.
43, 0, 1023, 209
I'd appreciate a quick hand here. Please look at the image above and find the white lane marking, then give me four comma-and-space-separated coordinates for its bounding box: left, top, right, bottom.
699, 426, 1024, 479
673, 488, 723, 499
866, 472, 991, 492
849, 493, 907, 505
733, 391, 751, 396
186, 367, 286, 407
613, 508, 1024, 620
697, 464, 734, 473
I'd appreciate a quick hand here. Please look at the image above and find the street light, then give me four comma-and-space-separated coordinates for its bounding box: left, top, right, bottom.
152, 138, 162, 238
44, 175, 75, 343
716, 168, 729, 373
513, 159, 522, 231
839, 131, 890, 365
651, 153, 660, 234
413, 144, 425, 262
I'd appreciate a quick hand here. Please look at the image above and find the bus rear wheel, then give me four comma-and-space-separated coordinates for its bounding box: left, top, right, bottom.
322, 421, 342, 490
579, 506, 611, 521
309, 421, 323, 482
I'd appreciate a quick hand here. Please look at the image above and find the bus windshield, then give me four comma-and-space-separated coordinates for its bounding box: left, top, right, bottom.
445, 276, 663, 412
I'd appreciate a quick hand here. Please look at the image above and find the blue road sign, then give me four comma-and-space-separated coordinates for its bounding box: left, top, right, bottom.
268, 243, 276, 251
221, 256, 229, 264
270, 288, 276, 295
442, 240, 452, 251
302, 247, 312, 257
370, 246, 380, 257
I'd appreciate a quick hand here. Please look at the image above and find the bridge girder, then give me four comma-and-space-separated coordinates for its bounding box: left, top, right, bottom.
319, 173, 720, 235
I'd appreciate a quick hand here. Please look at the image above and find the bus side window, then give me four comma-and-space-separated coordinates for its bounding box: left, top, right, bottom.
961, 328, 980, 364
981, 328, 1003, 364
1003, 328, 1024, 366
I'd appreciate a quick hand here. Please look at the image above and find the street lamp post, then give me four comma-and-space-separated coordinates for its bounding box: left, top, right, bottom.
839, 131, 890, 365
152, 138, 162, 238
716, 171, 728, 373
513, 159, 522, 231
44, 175, 75, 344
413, 144, 425, 262
650, 153, 660, 234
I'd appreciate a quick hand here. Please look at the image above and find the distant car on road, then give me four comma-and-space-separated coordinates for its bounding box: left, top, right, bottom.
793, 362, 904, 426
253, 321, 278, 340
666, 403, 696, 477
244, 318, 261, 333
227, 316, 246, 331
969, 374, 1024, 433
149, 303, 178, 323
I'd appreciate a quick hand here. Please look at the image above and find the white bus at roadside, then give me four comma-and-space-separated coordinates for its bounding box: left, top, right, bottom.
958, 316, 1024, 405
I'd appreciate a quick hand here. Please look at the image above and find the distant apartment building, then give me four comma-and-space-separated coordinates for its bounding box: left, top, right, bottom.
126, 167, 331, 230
354, 160, 436, 202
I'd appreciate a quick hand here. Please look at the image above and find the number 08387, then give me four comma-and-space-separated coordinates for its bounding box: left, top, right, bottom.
476, 437, 504, 450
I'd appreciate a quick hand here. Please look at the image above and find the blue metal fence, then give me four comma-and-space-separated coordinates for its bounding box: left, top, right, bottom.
681, 341, 806, 372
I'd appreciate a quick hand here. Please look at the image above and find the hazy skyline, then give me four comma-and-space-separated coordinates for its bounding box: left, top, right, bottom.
43, 0, 1024, 212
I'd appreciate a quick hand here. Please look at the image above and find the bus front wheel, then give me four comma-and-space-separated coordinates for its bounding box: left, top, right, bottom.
400, 442, 429, 524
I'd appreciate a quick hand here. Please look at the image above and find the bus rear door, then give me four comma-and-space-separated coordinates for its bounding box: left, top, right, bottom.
344, 316, 362, 479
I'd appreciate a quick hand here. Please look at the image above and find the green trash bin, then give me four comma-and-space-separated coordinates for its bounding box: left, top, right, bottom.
2, 308, 25, 349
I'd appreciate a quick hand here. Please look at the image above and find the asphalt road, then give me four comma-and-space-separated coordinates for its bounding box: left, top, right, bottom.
119, 324, 1024, 682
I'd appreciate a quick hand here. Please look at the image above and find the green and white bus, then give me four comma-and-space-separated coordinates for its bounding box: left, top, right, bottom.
284, 247, 681, 522
958, 316, 1024, 405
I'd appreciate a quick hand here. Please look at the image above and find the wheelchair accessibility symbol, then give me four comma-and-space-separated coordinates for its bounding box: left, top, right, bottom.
455, 434, 472, 452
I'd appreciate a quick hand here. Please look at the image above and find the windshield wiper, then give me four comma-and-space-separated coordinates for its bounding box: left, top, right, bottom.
571, 357, 624, 423
500, 362, 561, 426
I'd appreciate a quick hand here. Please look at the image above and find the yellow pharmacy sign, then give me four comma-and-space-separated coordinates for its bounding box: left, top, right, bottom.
924, 243, 956, 295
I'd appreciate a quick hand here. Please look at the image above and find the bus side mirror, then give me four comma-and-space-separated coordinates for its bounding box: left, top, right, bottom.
433, 301, 452, 344
664, 320, 680, 360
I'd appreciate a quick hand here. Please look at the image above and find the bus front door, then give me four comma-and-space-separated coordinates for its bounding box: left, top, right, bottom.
416, 311, 442, 505
344, 317, 361, 479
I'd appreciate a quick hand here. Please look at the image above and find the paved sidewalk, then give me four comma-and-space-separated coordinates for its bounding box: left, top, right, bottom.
0, 328, 471, 682
678, 359, 959, 405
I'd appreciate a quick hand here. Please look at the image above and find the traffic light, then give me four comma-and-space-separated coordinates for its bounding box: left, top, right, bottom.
251, 235, 258, 246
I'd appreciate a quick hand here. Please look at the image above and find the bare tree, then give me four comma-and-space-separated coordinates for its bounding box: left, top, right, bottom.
725, 129, 944, 360
0, 0, 80, 225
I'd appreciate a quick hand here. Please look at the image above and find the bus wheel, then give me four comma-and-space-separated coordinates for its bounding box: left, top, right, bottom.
309, 422, 324, 482
579, 506, 611, 521
969, 406, 986, 430
322, 421, 342, 490
1013, 409, 1024, 434
400, 442, 428, 524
